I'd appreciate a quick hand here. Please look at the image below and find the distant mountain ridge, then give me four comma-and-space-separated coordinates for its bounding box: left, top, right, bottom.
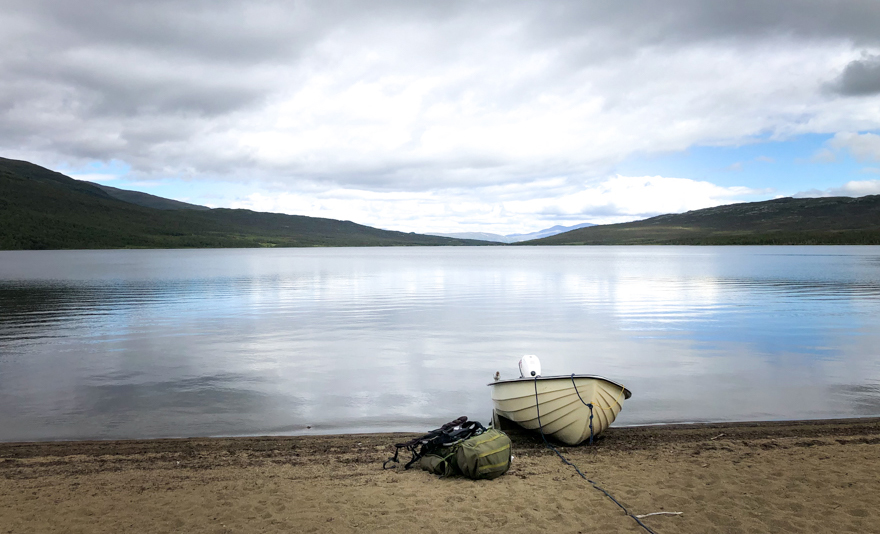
7, 156, 878, 249
0, 157, 490, 250
524, 196, 880, 245
430, 222, 595, 243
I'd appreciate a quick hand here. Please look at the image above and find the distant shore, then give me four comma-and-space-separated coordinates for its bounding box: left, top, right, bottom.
3, 418, 880, 533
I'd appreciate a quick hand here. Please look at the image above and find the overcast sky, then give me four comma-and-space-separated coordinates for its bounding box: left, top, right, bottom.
3, 0, 880, 234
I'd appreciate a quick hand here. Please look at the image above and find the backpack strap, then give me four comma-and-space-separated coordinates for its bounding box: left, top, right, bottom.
382, 416, 471, 470
435, 421, 486, 447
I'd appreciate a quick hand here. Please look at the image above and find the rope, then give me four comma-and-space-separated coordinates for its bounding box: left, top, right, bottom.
570, 373, 626, 410
533, 377, 659, 534
570, 375, 595, 445
589, 402, 594, 446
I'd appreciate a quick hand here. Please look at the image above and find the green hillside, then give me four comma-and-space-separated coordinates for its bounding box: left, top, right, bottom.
92, 183, 211, 211
525, 196, 880, 245
0, 157, 489, 250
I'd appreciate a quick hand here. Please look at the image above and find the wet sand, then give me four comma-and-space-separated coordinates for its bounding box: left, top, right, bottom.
2, 418, 880, 533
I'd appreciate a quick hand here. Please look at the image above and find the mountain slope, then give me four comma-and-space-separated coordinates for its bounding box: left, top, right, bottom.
524, 196, 880, 245
92, 183, 210, 211
0, 157, 488, 250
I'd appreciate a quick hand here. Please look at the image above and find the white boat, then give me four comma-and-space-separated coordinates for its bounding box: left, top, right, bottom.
488, 374, 632, 445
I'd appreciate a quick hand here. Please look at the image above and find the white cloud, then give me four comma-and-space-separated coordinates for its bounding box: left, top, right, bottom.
728, 156, 776, 171
527, 175, 764, 222
843, 180, 880, 194
795, 179, 880, 198
226, 174, 764, 234
828, 132, 880, 161
811, 131, 880, 167
227, 38, 876, 191
810, 148, 838, 163
3, 1, 880, 231
4, 1, 880, 186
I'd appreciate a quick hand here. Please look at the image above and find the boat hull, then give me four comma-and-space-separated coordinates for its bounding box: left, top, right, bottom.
489, 375, 631, 446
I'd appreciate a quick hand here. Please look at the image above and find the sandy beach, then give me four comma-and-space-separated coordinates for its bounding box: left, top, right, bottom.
2, 418, 880, 534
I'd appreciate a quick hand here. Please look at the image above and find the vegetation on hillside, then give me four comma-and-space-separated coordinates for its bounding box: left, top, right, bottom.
92, 183, 210, 211
0, 157, 489, 250
5, 156, 880, 249
524, 196, 880, 245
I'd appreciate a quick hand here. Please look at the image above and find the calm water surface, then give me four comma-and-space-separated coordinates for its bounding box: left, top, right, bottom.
1, 246, 879, 441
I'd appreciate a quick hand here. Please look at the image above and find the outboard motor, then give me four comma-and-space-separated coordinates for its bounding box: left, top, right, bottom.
519, 354, 541, 378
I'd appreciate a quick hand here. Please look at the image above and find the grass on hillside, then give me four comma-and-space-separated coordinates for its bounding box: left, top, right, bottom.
0, 157, 490, 250
524, 196, 880, 246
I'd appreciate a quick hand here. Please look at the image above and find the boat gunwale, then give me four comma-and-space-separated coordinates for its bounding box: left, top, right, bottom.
487, 374, 632, 400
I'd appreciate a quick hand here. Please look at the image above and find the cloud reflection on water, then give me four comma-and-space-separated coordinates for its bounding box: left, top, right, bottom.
1, 246, 879, 441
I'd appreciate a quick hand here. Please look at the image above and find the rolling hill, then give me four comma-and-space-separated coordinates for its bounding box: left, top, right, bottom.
524, 196, 880, 245
0, 157, 490, 250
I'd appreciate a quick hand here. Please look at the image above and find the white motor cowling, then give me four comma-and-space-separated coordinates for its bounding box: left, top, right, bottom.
518, 355, 541, 378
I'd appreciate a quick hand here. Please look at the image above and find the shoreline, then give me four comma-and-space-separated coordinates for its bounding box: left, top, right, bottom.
3, 415, 880, 450
5, 414, 880, 447
3, 417, 880, 533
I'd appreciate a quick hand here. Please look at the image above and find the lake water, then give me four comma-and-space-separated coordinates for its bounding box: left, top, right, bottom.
1, 246, 880, 442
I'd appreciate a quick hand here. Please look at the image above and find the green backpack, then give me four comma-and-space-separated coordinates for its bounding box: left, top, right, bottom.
419, 429, 512, 479
383, 417, 511, 480
455, 429, 511, 480
417, 445, 459, 477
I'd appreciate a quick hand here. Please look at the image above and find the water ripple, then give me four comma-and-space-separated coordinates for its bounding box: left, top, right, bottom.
2, 246, 880, 441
